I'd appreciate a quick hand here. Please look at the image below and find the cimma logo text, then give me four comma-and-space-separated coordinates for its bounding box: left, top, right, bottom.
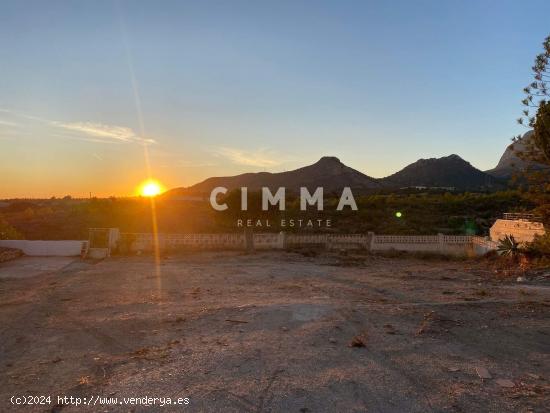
209, 187, 358, 211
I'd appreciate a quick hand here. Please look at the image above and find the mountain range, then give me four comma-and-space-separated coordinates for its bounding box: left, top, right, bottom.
165, 132, 538, 197
380, 154, 500, 190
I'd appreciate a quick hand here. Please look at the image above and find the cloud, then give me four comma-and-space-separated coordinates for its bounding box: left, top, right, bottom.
51, 121, 156, 144
0, 119, 17, 127
213, 147, 289, 168
0, 108, 156, 145
0, 116, 20, 139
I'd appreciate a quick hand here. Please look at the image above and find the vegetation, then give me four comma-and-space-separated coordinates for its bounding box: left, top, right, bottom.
518, 34, 550, 137
526, 233, 550, 259
0, 191, 529, 240
0, 197, 215, 240
515, 34, 550, 222
0, 214, 23, 240
497, 235, 521, 259
215, 189, 527, 235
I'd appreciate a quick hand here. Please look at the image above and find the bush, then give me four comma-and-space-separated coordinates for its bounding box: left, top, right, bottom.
0, 215, 23, 240
526, 233, 550, 257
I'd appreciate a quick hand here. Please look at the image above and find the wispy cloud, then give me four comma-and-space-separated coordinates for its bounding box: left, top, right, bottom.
51, 121, 155, 144
0, 108, 156, 145
0, 119, 18, 127
0, 114, 20, 140
213, 147, 289, 168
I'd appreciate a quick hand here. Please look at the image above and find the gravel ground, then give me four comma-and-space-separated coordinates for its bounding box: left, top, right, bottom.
0, 252, 549, 412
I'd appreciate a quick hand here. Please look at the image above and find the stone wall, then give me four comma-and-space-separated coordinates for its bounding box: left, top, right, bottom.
490, 219, 546, 244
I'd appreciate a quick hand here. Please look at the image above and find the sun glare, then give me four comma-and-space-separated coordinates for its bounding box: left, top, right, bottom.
139, 180, 164, 197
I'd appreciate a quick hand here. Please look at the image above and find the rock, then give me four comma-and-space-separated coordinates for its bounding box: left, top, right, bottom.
526, 373, 541, 380
496, 379, 515, 388
448, 367, 460, 372
516, 276, 525, 282
476, 366, 492, 379
349, 335, 367, 348
384, 324, 397, 334
328, 337, 337, 344
281, 327, 289, 332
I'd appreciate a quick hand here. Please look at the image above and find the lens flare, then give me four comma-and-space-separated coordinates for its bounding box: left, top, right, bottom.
139, 180, 164, 197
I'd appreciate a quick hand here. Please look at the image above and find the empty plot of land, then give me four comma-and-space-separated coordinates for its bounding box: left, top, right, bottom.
0, 257, 76, 280
0, 252, 549, 412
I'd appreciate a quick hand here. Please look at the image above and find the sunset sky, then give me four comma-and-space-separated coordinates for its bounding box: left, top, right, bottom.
1, 0, 549, 198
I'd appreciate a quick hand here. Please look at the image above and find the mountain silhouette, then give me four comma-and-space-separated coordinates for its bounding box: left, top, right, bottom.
165, 154, 506, 197
381, 154, 502, 190
165, 157, 381, 196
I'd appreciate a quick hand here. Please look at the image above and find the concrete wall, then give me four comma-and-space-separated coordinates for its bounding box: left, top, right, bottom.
253, 233, 284, 249
370, 234, 474, 256
115, 232, 483, 256
286, 234, 328, 248
87, 248, 109, 259
285, 234, 371, 250
0, 240, 86, 256
121, 232, 374, 252
120, 233, 246, 252
472, 236, 499, 256
0, 231, 499, 258
490, 219, 546, 244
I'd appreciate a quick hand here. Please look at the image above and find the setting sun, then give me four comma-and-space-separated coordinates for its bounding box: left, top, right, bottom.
138, 180, 164, 197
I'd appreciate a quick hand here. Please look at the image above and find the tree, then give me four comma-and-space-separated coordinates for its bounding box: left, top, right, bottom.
515, 34, 550, 222
533, 101, 550, 163
517, 34, 550, 133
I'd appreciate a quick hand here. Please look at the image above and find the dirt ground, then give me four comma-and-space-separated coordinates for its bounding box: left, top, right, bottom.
0, 252, 549, 412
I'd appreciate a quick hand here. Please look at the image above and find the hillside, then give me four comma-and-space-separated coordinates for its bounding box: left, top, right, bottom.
486, 131, 547, 178
165, 156, 381, 196
380, 154, 502, 190
165, 152, 510, 198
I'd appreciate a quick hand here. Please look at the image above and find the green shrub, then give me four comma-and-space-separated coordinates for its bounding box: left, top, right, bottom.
497, 235, 521, 259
